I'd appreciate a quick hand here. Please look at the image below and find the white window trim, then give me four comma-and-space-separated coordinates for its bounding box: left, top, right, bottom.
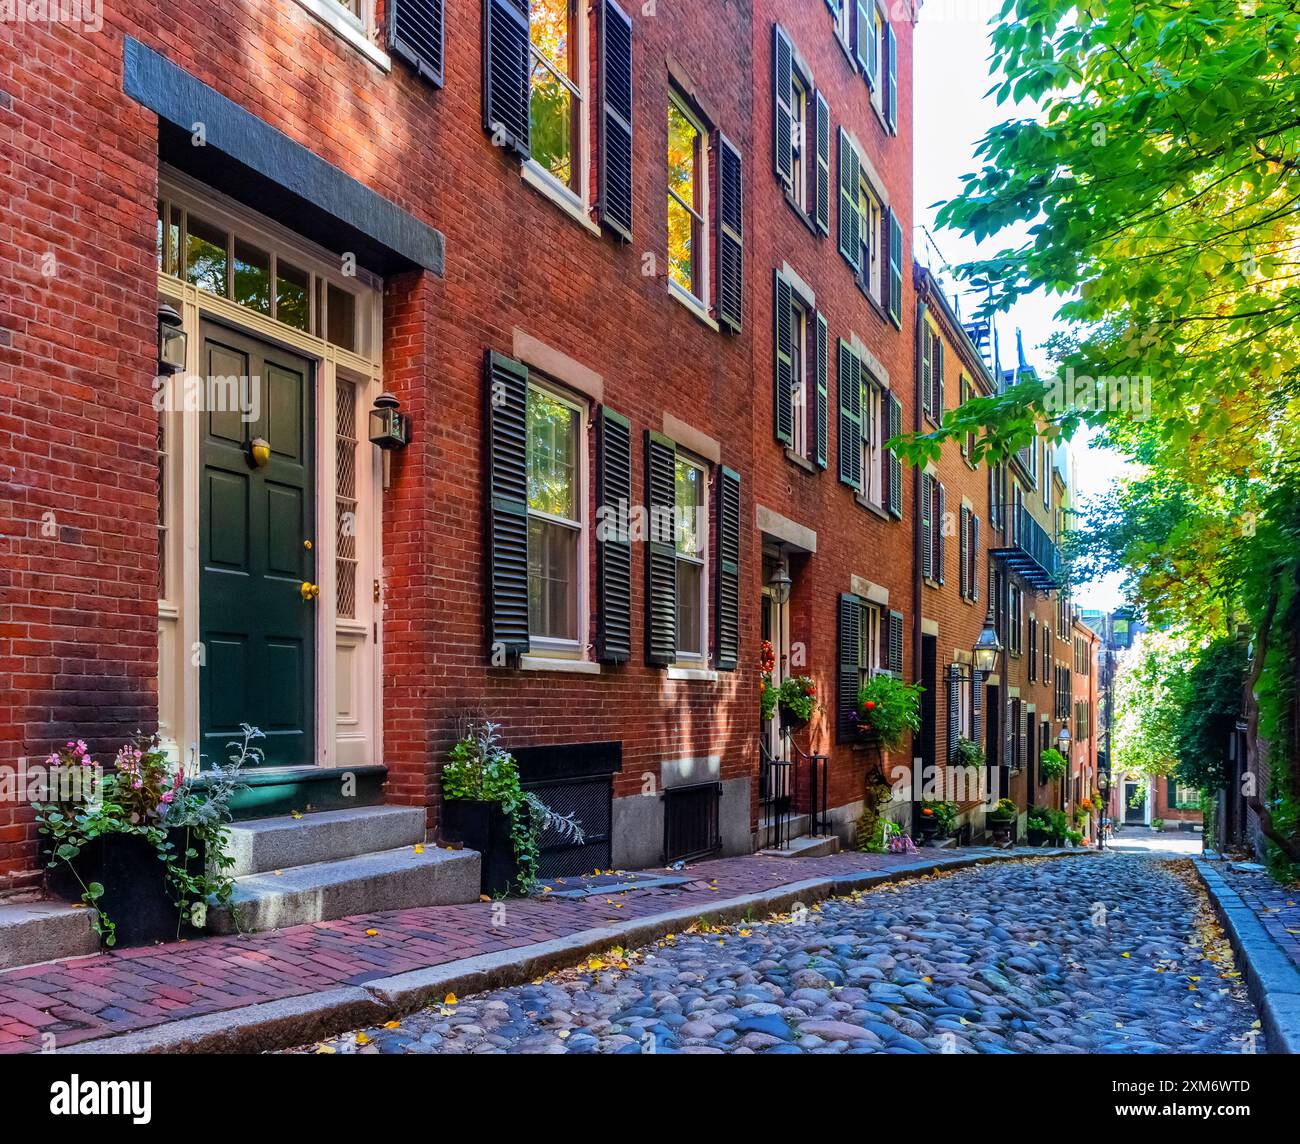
667, 89, 712, 314
673, 454, 710, 667
521, 655, 601, 675
292, 0, 391, 72
668, 666, 720, 682
526, 379, 591, 659
861, 377, 885, 509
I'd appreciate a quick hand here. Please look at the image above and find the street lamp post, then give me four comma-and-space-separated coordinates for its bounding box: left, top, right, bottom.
1097, 773, 1110, 851
972, 610, 1004, 810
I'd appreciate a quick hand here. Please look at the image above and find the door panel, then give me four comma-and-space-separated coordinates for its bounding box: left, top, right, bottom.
199, 321, 315, 769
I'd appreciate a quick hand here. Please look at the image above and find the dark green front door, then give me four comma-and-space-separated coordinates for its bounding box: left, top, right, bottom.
199, 321, 315, 769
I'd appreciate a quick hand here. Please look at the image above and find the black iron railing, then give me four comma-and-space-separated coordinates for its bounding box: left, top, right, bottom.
992, 501, 1060, 591
790, 743, 830, 839
759, 738, 793, 851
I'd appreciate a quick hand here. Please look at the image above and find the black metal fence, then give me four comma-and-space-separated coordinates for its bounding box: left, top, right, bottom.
663, 781, 722, 865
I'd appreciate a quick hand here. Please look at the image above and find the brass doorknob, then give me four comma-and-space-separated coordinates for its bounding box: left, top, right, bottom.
300, 581, 319, 601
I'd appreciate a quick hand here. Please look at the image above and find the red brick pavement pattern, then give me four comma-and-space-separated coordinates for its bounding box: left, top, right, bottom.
1218, 864, 1300, 972
0, 849, 985, 1053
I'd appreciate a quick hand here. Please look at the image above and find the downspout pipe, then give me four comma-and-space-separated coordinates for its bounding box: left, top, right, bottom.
913, 282, 928, 820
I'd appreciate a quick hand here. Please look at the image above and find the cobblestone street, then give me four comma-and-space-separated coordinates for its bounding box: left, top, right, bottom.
302, 852, 1263, 1055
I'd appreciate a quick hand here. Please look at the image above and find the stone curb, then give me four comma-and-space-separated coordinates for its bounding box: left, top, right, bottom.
1192, 856, 1300, 1056
60, 847, 1086, 1055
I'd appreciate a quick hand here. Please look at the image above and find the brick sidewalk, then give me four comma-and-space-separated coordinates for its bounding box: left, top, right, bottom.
1215, 863, 1300, 971
0, 846, 1045, 1053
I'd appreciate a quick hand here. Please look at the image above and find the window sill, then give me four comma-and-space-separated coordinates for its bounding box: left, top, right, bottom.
521, 162, 602, 237
667, 665, 719, 682
855, 494, 890, 521
293, 0, 392, 71
783, 191, 819, 235
668, 282, 720, 332
784, 447, 817, 474
520, 655, 601, 675
924, 577, 942, 590
856, 277, 889, 323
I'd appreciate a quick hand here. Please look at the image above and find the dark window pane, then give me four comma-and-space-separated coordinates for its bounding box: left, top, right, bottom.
276, 261, 310, 332
185, 214, 228, 296
233, 240, 271, 315
327, 283, 356, 351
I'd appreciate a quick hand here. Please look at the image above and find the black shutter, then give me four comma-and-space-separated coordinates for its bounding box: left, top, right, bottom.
933, 336, 945, 423
484, 351, 531, 663
645, 431, 677, 666
920, 472, 933, 581
598, 0, 634, 242
959, 504, 970, 598
972, 669, 983, 745
855, 0, 871, 76
772, 24, 793, 188
920, 321, 932, 421
388, 0, 445, 87
971, 514, 980, 602
815, 311, 829, 469
885, 22, 898, 134
937, 482, 946, 584
1020, 705, 1029, 769
947, 664, 960, 763
887, 391, 902, 518
837, 593, 861, 742
814, 91, 831, 235
773, 271, 794, 445
483, 0, 531, 157
888, 609, 904, 676
715, 466, 741, 671
837, 340, 862, 489
596, 407, 632, 664
717, 133, 744, 333
887, 207, 903, 324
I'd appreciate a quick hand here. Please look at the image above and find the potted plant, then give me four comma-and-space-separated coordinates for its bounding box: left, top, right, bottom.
916, 805, 940, 846
1026, 805, 1053, 846
923, 799, 958, 841
955, 737, 986, 770
1047, 808, 1069, 846
440, 721, 585, 897
1038, 747, 1067, 783
776, 676, 820, 731
1064, 828, 1084, 848
854, 674, 924, 751
986, 797, 1017, 844
36, 727, 253, 948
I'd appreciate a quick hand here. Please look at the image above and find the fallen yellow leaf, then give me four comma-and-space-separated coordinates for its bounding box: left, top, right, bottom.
356, 1032, 371, 1045
365, 929, 379, 937
444, 993, 457, 1005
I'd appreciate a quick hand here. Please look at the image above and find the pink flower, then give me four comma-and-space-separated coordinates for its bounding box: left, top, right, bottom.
160, 791, 174, 804
132, 779, 143, 790
46, 752, 60, 767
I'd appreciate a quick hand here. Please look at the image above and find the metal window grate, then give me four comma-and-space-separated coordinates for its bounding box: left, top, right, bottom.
663, 781, 722, 865
335, 379, 358, 618
524, 774, 612, 879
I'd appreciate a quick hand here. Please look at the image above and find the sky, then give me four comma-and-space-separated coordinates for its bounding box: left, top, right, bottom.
913, 1, 1126, 612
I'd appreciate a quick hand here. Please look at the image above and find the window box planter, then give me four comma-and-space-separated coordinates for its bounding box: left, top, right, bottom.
44, 829, 206, 949
440, 799, 521, 898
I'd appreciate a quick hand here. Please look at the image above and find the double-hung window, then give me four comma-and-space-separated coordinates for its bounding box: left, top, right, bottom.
860, 377, 884, 507
527, 383, 585, 651
858, 600, 882, 682
529, 0, 584, 199
790, 296, 811, 458
1009, 584, 1023, 655
859, 180, 883, 305
790, 71, 810, 215
674, 455, 709, 661
870, 6, 886, 116
667, 92, 709, 306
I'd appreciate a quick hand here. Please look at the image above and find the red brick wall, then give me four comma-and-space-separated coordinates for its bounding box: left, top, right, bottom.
748, 2, 916, 823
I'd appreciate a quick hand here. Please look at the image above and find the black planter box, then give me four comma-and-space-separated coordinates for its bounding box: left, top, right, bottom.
44, 827, 205, 948
779, 707, 809, 733
441, 799, 521, 897
1027, 826, 1050, 846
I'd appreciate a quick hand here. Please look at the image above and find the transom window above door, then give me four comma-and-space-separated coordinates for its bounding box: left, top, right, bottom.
529, 0, 584, 197
156, 193, 372, 357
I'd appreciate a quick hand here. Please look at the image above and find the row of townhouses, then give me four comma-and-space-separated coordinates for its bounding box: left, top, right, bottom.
0, 0, 1099, 904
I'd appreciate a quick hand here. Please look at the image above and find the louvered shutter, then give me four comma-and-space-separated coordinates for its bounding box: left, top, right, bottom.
920, 473, 933, 581
888, 609, 904, 676
598, 0, 634, 242
773, 271, 794, 446
971, 514, 980, 602
815, 311, 829, 469
813, 91, 831, 235
484, 351, 531, 663
837, 593, 861, 742
920, 322, 932, 420
947, 664, 960, 764
936, 482, 946, 584
959, 505, 970, 598
885, 22, 898, 133
854, 0, 871, 76
1020, 705, 1029, 769
837, 128, 860, 270
866, 5, 879, 86
887, 207, 903, 324
645, 431, 677, 666
483, 0, 531, 157
887, 392, 903, 518
772, 24, 793, 188
837, 340, 862, 490
595, 407, 632, 664
715, 466, 741, 671
934, 336, 945, 423
717, 133, 744, 333
388, 0, 445, 87
972, 669, 983, 745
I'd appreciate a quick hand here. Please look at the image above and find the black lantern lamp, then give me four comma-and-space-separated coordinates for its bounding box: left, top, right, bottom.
369, 393, 409, 490
1096, 772, 1110, 850
972, 609, 1003, 675
768, 560, 793, 606
158, 303, 187, 373
1058, 723, 1072, 756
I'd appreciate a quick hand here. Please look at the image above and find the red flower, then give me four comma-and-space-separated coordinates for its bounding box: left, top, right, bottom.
864, 700, 876, 711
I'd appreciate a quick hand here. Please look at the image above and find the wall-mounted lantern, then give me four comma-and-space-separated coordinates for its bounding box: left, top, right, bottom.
972, 609, 1003, 675
369, 393, 409, 490
767, 560, 792, 607
158, 303, 187, 373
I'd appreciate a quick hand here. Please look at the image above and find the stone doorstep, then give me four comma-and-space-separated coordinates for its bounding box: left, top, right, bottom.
759, 834, 841, 859
0, 900, 99, 972
70, 848, 1085, 1055
207, 844, 482, 935
1192, 857, 1300, 1055
224, 805, 428, 877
